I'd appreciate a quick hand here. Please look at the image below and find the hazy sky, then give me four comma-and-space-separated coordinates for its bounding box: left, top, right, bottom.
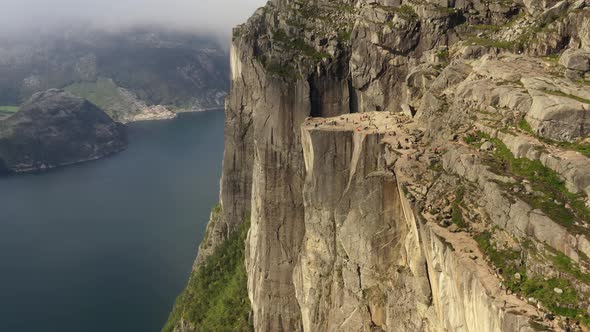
1, 0, 267, 36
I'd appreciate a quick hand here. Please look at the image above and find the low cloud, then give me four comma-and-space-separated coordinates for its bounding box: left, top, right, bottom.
1, 0, 267, 37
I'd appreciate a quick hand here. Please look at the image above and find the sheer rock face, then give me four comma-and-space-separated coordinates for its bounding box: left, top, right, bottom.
0, 89, 126, 174
174, 1, 590, 331
295, 128, 432, 331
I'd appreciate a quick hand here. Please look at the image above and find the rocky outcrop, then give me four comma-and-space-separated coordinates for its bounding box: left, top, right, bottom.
560, 49, 590, 71
0, 89, 126, 173
294, 114, 541, 331
169, 1, 590, 331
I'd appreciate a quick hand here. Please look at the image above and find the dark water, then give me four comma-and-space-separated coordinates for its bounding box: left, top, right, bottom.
0, 111, 225, 332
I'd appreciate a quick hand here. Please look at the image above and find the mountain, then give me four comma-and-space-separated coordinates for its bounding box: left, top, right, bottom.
0, 27, 229, 123
0, 89, 126, 173
166, 0, 590, 331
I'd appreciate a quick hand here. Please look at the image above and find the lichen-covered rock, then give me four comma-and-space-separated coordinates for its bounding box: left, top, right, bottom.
560, 48, 590, 72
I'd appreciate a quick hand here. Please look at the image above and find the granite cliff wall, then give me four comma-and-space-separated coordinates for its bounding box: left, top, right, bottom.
168, 0, 590, 331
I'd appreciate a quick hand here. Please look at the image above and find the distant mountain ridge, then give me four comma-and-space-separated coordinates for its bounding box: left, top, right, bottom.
0, 26, 229, 122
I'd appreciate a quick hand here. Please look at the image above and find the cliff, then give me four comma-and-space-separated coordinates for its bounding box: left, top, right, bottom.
0, 89, 126, 173
167, 0, 590, 331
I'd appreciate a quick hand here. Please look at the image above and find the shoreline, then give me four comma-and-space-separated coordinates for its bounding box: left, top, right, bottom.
1, 109, 225, 177
1, 145, 128, 177
126, 107, 224, 124
176, 107, 224, 114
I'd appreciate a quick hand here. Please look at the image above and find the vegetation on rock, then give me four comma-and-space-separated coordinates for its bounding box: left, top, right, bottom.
162, 213, 252, 332
0, 106, 19, 113
467, 131, 590, 233
476, 231, 590, 325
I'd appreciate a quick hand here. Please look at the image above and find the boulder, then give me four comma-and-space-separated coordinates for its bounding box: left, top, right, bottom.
525, 92, 590, 141
480, 141, 494, 151
560, 48, 590, 72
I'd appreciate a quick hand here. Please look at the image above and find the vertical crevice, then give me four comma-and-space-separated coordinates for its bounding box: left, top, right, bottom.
423, 261, 434, 306
308, 75, 322, 117
348, 79, 358, 114
356, 264, 362, 289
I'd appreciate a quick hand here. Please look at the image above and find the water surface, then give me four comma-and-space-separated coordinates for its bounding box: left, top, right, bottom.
0, 110, 224, 332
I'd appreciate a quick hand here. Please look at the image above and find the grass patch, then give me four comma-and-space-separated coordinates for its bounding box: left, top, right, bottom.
0, 106, 19, 113
543, 55, 560, 65
555, 141, 590, 158
519, 118, 590, 158
66, 78, 124, 107
464, 131, 486, 148
476, 232, 590, 324
463, 134, 479, 145
337, 30, 352, 43
479, 132, 590, 232
548, 249, 590, 284
162, 216, 252, 332
521, 277, 584, 320
518, 118, 534, 134
266, 61, 298, 80
212, 203, 222, 215
434, 50, 450, 70
428, 160, 443, 172
435, 50, 450, 64
543, 89, 590, 104
451, 186, 467, 228
65, 78, 140, 119
272, 29, 330, 62
393, 5, 418, 20
475, 231, 525, 290
334, 3, 356, 14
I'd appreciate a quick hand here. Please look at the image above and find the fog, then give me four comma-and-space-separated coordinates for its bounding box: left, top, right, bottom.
0, 0, 267, 38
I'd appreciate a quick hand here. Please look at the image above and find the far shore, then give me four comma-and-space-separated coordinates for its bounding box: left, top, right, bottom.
175, 106, 224, 114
